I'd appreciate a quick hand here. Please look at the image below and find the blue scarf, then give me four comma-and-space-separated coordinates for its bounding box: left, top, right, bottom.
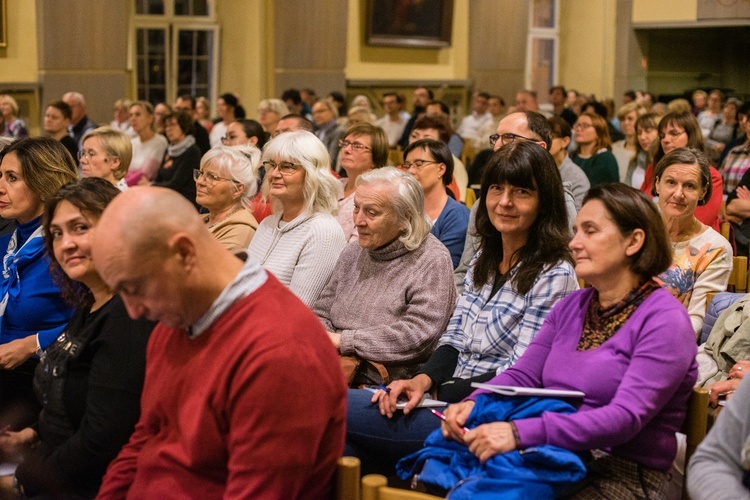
396, 394, 587, 499
0, 217, 46, 321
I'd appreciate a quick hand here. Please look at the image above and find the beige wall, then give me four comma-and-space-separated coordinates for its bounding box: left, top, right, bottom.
0, 0, 38, 84
345, 0, 469, 82
632, 0, 697, 24
559, 0, 618, 99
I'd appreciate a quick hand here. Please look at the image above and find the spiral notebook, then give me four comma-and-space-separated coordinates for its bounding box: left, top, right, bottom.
471, 383, 585, 399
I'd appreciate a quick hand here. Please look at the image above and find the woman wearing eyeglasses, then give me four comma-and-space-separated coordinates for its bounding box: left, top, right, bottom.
570, 112, 620, 187
639, 111, 723, 229
402, 139, 469, 269
246, 131, 346, 307
194, 146, 259, 253
151, 111, 202, 209
336, 123, 389, 242
79, 127, 131, 191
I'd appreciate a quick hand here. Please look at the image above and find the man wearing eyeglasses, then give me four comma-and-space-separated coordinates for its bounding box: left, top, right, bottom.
174, 94, 211, 155
454, 111, 578, 292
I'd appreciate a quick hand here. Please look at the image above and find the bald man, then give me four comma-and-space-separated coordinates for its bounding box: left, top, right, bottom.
92, 188, 346, 499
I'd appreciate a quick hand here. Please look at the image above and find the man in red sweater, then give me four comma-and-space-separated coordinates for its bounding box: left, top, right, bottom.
91, 187, 347, 499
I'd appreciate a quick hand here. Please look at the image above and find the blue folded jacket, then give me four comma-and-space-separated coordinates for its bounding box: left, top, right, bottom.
396, 394, 587, 499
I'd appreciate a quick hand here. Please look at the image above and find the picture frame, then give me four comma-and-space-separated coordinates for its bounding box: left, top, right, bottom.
366, 0, 454, 49
0, 0, 6, 48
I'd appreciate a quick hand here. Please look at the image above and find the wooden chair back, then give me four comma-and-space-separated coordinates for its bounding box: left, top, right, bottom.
728, 256, 748, 293
388, 149, 404, 167
362, 474, 444, 500
681, 386, 710, 500
337, 456, 361, 500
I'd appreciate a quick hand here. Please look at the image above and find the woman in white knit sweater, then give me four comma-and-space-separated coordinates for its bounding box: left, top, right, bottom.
247, 130, 345, 307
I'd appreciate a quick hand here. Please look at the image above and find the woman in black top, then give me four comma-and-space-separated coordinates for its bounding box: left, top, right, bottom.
0, 178, 154, 498
153, 110, 202, 208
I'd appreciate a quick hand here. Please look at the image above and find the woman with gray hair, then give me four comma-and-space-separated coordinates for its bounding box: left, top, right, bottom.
314, 167, 456, 385
194, 145, 259, 253
247, 130, 345, 307
257, 98, 290, 136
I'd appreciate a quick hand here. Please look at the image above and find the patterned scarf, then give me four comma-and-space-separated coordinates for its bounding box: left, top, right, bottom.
577, 280, 659, 351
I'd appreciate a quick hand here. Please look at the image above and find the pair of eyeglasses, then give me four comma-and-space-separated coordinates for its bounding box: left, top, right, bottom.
488, 132, 538, 147
77, 149, 110, 161
400, 159, 439, 170
338, 140, 371, 152
193, 169, 238, 184
262, 161, 300, 175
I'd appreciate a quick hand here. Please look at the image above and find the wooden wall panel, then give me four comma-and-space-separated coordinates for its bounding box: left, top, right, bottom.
273, 0, 348, 96
468, 0, 528, 104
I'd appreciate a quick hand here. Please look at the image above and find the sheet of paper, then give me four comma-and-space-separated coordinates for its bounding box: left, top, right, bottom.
471, 383, 585, 399
362, 387, 448, 409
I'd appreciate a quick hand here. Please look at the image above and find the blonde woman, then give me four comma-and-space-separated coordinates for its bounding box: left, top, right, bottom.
80, 127, 132, 191
257, 98, 290, 136
0, 95, 28, 139
127, 101, 168, 186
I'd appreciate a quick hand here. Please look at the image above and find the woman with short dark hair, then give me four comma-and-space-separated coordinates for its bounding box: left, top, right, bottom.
402, 139, 469, 268
151, 111, 202, 208
652, 148, 732, 338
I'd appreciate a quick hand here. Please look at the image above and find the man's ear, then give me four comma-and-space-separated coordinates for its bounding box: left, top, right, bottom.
169, 232, 197, 269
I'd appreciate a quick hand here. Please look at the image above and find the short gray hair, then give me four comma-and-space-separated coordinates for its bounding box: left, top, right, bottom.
258, 98, 290, 116
356, 167, 431, 250
261, 130, 340, 215
200, 146, 259, 208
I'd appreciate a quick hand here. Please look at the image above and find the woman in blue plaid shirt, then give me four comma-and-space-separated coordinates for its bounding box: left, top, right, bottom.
346, 140, 578, 474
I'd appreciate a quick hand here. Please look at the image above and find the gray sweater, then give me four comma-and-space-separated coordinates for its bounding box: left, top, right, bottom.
687, 374, 750, 499
314, 235, 457, 380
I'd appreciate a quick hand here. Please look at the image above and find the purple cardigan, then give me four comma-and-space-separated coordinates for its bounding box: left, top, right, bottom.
469, 287, 697, 471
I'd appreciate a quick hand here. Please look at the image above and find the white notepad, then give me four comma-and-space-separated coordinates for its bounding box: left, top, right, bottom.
471, 383, 585, 399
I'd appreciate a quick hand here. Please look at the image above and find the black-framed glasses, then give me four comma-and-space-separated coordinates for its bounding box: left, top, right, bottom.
400, 159, 439, 170
489, 132, 538, 147
262, 161, 300, 175
338, 140, 371, 152
193, 169, 238, 184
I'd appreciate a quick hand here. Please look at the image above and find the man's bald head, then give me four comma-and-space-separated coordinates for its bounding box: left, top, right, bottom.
92, 187, 230, 327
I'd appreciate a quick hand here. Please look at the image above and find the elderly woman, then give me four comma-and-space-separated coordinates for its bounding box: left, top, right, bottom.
428, 183, 697, 498
640, 112, 723, 229
195, 146, 259, 253
345, 141, 577, 475
0, 178, 154, 498
127, 101, 168, 186
257, 99, 290, 136
247, 130, 345, 307
652, 148, 732, 339
151, 111, 201, 207
0, 138, 77, 428
209, 93, 245, 148
315, 167, 456, 384
79, 126, 131, 191
336, 123, 389, 242
611, 102, 645, 182
571, 112, 620, 186
0, 95, 28, 140
402, 139, 469, 268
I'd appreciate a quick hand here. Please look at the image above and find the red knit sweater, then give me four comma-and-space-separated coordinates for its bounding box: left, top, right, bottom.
97, 275, 347, 499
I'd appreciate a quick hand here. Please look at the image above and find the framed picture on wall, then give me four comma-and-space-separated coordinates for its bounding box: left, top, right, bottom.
366, 0, 454, 49
0, 0, 6, 48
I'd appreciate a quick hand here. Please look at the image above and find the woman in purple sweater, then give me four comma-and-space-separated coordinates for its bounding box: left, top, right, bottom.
443, 183, 698, 498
